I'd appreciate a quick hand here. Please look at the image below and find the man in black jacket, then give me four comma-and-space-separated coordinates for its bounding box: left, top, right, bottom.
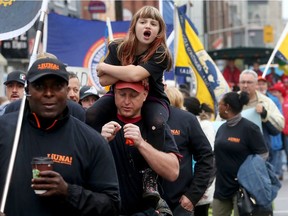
163, 86, 214, 216
0, 57, 120, 216
101, 81, 180, 215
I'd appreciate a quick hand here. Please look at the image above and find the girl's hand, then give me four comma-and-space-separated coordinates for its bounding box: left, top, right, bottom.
96, 62, 105, 77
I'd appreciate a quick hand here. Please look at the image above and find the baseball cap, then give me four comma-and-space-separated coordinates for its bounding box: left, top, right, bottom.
4, 70, 26, 85
26, 58, 69, 83
257, 76, 267, 82
269, 82, 286, 97
115, 81, 149, 93
80, 85, 99, 100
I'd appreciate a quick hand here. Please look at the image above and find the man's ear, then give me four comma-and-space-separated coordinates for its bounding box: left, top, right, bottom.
143, 90, 148, 101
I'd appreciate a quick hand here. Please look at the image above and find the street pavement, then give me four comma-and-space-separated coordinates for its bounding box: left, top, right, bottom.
274, 170, 288, 216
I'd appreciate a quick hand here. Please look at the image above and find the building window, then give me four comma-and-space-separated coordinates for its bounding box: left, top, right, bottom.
67, 0, 77, 11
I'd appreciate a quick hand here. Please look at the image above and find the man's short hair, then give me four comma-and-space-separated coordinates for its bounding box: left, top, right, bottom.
37, 52, 58, 60
68, 72, 79, 80
239, 69, 258, 82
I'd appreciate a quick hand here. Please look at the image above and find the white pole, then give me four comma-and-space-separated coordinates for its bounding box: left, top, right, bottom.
173, 4, 179, 86
42, 4, 49, 53
106, 17, 114, 41
262, 22, 288, 78
159, 0, 163, 17
29, 0, 49, 68
0, 0, 49, 212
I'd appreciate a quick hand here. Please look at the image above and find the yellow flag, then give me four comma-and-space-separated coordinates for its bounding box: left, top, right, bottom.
175, 6, 230, 113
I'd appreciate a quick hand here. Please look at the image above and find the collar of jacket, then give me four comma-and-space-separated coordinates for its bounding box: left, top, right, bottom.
26, 105, 70, 131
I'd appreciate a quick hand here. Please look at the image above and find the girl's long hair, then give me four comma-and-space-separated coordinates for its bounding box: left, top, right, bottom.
116, 6, 172, 71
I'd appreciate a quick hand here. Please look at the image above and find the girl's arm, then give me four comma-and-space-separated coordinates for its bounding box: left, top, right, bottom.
99, 74, 119, 86
97, 62, 150, 82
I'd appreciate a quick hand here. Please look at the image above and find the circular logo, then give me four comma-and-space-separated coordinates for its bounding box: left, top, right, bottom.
83, 33, 126, 91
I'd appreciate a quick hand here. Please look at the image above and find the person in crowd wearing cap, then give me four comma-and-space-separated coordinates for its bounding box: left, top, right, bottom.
162, 86, 214, 216
79, 85, 99, 110
101, 80, 179, 216
269, 82, 288, 179
0, 70, 26, 115
0, 57, 120, 216
67, 72, 80, 103
86, 6, 174, 204
4, 70, 26, 102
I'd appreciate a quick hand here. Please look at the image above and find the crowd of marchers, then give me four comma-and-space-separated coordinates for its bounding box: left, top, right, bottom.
0, 5, 286, 216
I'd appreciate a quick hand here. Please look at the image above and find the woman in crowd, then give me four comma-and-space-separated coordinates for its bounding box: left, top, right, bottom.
212, 91, 268, 216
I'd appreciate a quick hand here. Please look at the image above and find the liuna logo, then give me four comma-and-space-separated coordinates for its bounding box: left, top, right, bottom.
0, 0, 15, 7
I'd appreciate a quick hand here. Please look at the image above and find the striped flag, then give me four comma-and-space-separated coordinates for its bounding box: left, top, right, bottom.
263, 22, 288, 77
175, 6, 230, 113
0, 1, 41, 40
276, 24, 288, 64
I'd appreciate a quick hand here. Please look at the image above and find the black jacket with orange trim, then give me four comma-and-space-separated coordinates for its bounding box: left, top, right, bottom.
0, 106, 120, 216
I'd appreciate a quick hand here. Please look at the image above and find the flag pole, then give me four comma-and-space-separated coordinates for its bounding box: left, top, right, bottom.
262, 22, 288, 78
0, 0, 49, 212
173, 4, 178, 86
106, 17, 114, 41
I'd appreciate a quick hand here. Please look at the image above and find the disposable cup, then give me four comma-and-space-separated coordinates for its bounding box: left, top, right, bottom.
31, 157, 53, 194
